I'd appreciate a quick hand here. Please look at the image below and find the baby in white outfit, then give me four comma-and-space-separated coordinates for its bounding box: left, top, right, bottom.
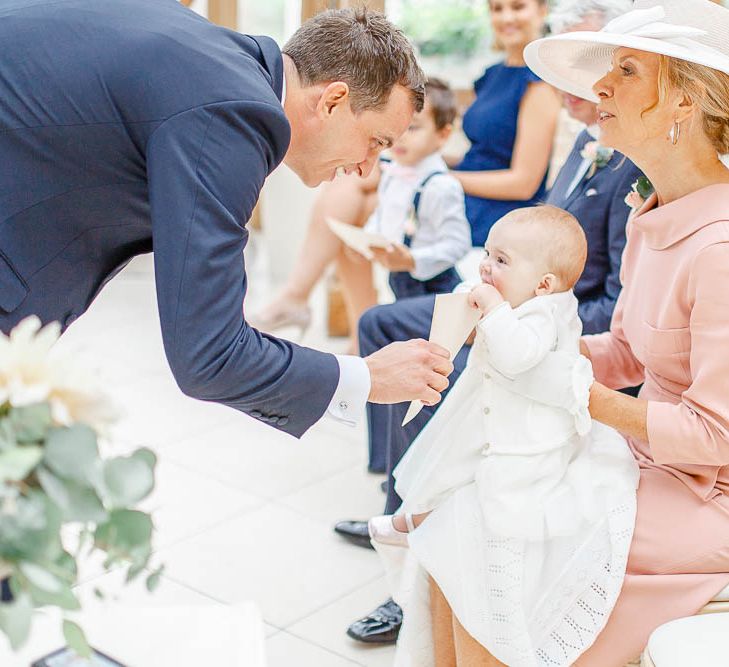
369, 205, 639, 667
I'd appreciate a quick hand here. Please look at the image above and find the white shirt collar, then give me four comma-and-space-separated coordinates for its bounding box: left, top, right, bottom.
281, 69, 287, 105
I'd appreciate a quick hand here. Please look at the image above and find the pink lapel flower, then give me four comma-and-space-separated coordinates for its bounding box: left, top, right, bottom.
624, 190, 645, 210
624, 175, 654, 211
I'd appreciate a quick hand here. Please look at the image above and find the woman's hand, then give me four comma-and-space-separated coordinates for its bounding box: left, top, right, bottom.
588, 381, 649, 442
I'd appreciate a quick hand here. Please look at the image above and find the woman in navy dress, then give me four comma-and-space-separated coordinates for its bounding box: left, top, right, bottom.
254, 0, 561, 344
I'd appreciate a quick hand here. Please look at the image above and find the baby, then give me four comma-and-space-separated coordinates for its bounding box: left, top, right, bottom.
370, 204, 594, 541
367, 205, 639, 666
365, 78, 471, 299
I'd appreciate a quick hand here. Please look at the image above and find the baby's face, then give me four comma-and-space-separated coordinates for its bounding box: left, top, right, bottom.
479, 221, 549, 308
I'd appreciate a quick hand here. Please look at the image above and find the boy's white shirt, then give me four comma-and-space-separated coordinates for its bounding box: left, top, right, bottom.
365, 153, 471, 281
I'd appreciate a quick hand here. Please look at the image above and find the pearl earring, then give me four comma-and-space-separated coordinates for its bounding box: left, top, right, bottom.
669, 120, 681, 145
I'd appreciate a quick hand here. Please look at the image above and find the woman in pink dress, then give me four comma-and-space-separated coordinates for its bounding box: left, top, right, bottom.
425, 0, 729, 664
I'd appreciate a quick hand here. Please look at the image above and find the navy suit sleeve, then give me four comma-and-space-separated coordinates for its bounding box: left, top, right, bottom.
578, 164, 637, 334
146, 100, 339, 438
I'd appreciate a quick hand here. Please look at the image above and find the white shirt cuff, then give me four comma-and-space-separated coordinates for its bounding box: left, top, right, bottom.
326, 355, 371, 426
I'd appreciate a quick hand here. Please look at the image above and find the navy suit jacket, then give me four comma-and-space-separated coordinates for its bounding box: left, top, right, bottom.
0, 0, 339, 437
546, 130, 643, 334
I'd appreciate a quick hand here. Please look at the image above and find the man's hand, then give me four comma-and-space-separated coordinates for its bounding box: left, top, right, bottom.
468, 283, 503, 315
365, 339, 453, 406
370, 244, 415, 272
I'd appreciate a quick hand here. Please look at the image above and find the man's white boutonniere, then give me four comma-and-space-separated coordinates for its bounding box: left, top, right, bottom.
581, 140, 614, 178
624, 175, 654, 210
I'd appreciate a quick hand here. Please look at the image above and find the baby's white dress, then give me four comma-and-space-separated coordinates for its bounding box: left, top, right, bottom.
377, 291, 639, 667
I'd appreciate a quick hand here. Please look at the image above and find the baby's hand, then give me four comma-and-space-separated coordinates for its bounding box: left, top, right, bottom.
468, 283, 503, 315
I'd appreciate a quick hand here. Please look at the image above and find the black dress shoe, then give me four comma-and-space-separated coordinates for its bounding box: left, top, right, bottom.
346, 598, 403, 644
333, 520, 374, 550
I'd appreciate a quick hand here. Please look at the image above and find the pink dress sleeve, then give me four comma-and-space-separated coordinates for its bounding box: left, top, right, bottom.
649, 242, 729, 466
582, 289, 645, 390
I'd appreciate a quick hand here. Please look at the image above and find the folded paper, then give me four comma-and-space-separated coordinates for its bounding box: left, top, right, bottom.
402, 292, 482, 425
326, 217, 390, 260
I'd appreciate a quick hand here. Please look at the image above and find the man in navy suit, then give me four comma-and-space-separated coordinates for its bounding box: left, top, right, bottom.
0, 1, 454, 438
337, 1, 639, 643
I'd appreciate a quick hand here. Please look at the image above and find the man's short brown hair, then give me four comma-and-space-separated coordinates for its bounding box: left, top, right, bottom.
425, 77, 457, 130
283, 8, 425, 114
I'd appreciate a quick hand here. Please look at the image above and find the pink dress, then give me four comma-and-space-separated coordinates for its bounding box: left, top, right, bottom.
578, 184, 729, 665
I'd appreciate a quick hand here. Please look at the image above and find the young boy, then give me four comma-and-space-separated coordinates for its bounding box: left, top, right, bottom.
366, 78, 471, 298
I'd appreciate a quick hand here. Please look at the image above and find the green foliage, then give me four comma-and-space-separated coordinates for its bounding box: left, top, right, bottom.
0, 445, 43, 483
635, 175, 654, 199
0, 400, 159, 654
10, 404, 52, 444
0, 590, 33, 650
399, 0, 489, 58
63, 619, 92, 659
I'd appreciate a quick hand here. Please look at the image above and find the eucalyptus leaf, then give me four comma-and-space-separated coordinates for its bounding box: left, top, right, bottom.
0, 590, 33, 650
52, 549, 78, 583
25, 578, 80, 611
103, 455, 154, 508
63, 618, 92, 659
0, 418, 16, 451
131, 447, 157, 470
9, 403, 52, 443
43, 425, 99, 485
146, 565, 165, 593
125, 558, 146, 584
37, 467, 108, 524
0, 445, 43, 482
0, 491, 62, 563
18, 561, 63, 594
95, 510, 153, 564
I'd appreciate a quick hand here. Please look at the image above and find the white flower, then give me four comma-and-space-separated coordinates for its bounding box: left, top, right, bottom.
0, 317, 59, 407
0, 316, 117, 434
580, 141, 599, 162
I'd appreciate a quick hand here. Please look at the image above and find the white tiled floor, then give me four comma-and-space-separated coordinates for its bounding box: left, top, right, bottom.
56, 249, 395, 666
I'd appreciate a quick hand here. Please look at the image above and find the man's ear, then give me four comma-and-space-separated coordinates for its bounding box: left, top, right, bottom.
316, 81, 350, 118
535, 273, 558, 295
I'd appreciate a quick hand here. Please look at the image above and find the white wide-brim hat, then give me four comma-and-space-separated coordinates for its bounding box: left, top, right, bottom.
524, 0, 729, 102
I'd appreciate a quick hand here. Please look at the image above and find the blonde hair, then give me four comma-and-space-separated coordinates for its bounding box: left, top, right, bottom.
503, 205, 587, 290
654, 56, 729, 154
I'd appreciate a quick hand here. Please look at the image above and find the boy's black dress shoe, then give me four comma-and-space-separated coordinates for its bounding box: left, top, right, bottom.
346, 598, 403, 644
333, 520, 374, 550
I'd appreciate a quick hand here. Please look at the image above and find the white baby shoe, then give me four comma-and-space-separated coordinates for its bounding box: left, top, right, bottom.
367, 514, 415, 548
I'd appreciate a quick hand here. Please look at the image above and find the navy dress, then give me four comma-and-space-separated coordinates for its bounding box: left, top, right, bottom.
457, 63, 548, 246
